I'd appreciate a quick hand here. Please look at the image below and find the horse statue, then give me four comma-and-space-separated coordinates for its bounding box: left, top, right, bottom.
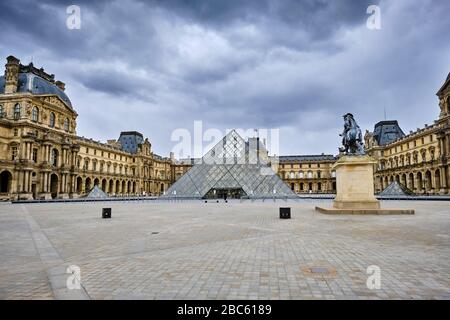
339, 113, 365, 155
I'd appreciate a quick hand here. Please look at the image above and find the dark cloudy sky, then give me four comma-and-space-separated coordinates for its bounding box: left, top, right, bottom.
1, 0, 449, 158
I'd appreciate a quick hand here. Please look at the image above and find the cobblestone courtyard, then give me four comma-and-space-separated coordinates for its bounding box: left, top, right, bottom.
0, 200, 449, 300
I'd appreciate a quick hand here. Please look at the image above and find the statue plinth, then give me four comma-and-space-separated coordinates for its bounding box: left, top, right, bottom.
315, 155, 414, 215
332, 155, 380, 210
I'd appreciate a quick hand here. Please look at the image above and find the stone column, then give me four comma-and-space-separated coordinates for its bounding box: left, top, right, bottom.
24, 171, 29, 193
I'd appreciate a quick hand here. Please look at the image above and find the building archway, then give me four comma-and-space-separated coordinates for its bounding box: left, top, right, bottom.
408, 173, 415, 191
425, 170, 432, 191
85, 177, 92, 192
0, 170, 12, 193
401, 174, 407, 187
417, 172, 423, 193
94, 178, 100, 187
50, 174, 58, 199
435, 169, 441, 191
101, 179, 107, 191
115, 180, 120, 194
121, 180, 126, 194
109, 180, 114, 194
76, 177, 83, 194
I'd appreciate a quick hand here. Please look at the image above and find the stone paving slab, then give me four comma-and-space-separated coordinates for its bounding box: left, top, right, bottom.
0, 200, 449, 300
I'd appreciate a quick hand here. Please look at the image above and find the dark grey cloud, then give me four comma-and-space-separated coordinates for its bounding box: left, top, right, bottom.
0, 0, 449, 157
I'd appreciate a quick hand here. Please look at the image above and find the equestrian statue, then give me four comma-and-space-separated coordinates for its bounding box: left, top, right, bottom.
339, 113, 365, 155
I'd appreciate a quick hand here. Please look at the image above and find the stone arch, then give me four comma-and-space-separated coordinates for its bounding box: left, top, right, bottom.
121, 180, 126, 194
425, 170, 432, 191
93, 178, 100, 187
76, 176, 83, 194
50, 173, 59, 199
109, 179, 114, 194
0, 170, 13, 193
401, 173, 407, 187
416, 172, 423, 193
85, 177, 92, 192
115, 180, 120, 194
408, 172, 415, 191
435, 169, 441, 191
101, 179, 107, 191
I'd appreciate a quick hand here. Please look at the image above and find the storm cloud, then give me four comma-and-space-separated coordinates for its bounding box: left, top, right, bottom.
1, 0, 449, 157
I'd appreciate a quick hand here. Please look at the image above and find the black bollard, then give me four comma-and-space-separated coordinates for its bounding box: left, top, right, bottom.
102, 208, 112, 219
279, 207, 291, 219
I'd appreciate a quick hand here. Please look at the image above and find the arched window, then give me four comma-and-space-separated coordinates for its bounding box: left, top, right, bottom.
32, 106, 39, 122
299, 172, 304, 179
64, 118, 70, 132
0, 105, 4, 118
49, 112, 55, 128
307, 171, 313, 179
331, 171, 336, 178
51, 149, 58, 166
14, 104, 21, 120
290, 172, 295, 179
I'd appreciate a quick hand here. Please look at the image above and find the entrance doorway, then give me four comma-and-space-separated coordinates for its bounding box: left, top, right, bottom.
50, 174, 58, 199
0, 171, 12, 193
31, 184, 37, 200
204, 188, 247, 199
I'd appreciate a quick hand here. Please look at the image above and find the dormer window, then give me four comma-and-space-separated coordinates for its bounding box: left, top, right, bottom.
32, 106, 39, 122
14, 103, 21, 120
64, 118, 70, 132
49, 112, 55, 128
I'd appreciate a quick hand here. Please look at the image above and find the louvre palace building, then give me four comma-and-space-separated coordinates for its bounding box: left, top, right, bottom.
0, 55, 449, 200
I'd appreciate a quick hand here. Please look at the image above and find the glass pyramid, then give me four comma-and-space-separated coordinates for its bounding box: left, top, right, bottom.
379, 181, 414, 196
163, 130, 298, 199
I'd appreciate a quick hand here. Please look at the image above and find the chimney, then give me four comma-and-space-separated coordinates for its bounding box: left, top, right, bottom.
4, 56, 20, 94
55, 80, 65, 91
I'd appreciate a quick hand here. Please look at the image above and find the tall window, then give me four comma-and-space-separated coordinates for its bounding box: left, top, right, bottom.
14, 104, 21, 120
32, 106, 39, 122
64, 118, 70, 132
0, 105, 4, 118
51, 149, 58, 166
49, 112, 55, 128
11, 146, 18, 160
32, 149, 38, 162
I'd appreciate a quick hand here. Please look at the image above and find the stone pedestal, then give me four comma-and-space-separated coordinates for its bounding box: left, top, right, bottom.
333, 155, 380, 210
316, 155, 414, 215
39, 193, 52, 200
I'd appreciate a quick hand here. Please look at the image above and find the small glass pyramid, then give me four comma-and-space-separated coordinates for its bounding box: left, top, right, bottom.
163, 130, 298, 199
379, 181, 414, 196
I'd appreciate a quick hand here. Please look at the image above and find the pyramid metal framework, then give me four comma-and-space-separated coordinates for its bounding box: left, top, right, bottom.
163, 130, 297, 199
85, 185, 109, 198
379, 181, 414, 196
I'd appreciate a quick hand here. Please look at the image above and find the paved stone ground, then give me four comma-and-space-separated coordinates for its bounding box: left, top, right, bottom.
0, 199, 449, 300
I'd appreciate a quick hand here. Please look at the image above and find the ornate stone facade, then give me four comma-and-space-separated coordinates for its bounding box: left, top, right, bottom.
364, 73, 450, 195
0, 56, 189, 200
1, 55, 449, 199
